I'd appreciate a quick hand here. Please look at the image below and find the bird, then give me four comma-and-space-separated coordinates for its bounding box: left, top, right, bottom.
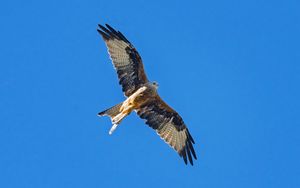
97, 24, 197, 165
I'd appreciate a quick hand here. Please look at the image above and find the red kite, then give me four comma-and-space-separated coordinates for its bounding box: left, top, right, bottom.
97, 24, 197, 165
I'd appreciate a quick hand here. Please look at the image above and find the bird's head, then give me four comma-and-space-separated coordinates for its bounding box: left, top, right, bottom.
151, 81, 159, 89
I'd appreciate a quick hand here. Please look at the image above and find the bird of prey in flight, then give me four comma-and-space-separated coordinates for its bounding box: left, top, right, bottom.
97, 24, 197, 165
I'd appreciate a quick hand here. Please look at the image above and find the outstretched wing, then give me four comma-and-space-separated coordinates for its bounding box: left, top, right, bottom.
97, 24, 148, 97
136, 95, 197, 165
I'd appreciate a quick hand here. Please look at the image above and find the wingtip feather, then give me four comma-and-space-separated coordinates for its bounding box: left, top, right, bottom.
186, 129, 195, 144
97, 29, 110, 40
185, 143, 194, 165
181, 149, 188, 165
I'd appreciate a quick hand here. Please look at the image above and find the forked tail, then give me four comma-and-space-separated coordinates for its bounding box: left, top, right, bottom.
98, 102, 123, 119
98, 102, 124, 135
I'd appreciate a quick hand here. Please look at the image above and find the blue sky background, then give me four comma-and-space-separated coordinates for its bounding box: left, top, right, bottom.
0, 0, 299, 187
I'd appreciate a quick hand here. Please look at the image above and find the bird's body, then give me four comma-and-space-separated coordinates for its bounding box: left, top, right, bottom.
100, 83, 156, 134
97, 24, 197, 165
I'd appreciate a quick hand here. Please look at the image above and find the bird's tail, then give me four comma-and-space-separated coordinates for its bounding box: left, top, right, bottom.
98, 102, 126, 135
98, 102, 123, 119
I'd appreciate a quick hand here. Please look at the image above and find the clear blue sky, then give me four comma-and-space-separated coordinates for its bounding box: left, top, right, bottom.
0, 0, 299, 187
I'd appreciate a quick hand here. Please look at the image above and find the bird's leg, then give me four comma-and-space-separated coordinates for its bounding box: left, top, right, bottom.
120, 86, 147, 112
109, 86, 147, 135
109, 114, 123, 135
109, 102, 132, 135
112, 112, 128, 124
109, 111, 131, 135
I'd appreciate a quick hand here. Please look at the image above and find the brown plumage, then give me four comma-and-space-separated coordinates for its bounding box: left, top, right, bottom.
97, 24, 197, 165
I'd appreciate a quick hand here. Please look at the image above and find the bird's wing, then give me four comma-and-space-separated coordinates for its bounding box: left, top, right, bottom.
97, 24, 148, 97
136, 95, 197, 165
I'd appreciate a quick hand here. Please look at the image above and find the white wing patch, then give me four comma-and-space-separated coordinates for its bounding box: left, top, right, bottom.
157, 119, 188, 153
106, 39, 131, 67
